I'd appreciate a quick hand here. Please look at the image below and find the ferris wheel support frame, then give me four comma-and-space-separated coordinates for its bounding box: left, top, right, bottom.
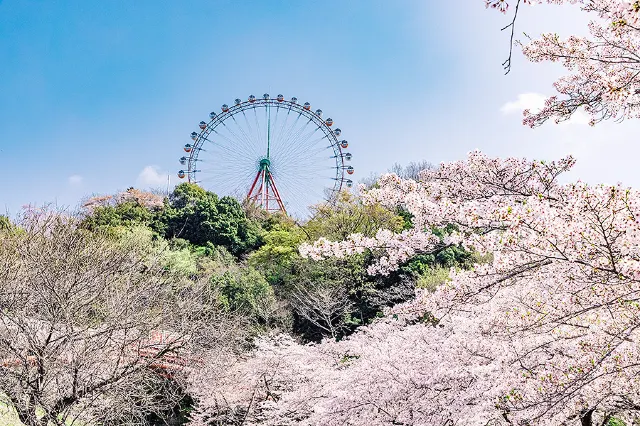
246, 158, 287, 214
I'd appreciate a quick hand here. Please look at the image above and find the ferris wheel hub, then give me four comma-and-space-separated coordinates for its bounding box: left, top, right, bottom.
259, 158, 271, 168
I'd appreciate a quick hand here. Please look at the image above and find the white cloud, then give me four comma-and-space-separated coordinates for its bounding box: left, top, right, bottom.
68, 175, 83, 186
565, 109, 591, 125
500, 93, 547, 115
136, 165, 168, 188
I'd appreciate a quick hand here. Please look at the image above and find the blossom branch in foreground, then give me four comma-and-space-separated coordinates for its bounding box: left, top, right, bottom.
487, 0, 640, 127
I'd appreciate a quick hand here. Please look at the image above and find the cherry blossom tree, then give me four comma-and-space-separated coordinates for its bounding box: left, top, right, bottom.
82, 187, 165, 212
487, 0, 640, 127
190, 152, 640, 425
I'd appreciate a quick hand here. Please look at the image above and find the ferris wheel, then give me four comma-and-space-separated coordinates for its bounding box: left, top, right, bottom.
177, 94, 354, 218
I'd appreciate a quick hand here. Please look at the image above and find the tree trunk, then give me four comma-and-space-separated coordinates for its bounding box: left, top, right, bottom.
581, 409, 594, 426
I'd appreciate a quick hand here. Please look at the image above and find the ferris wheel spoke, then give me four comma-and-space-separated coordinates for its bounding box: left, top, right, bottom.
274, 162, 339, 180
284, 181, 335, 217
270, 112, 302, 157
252, 107, 264, 153
269, 106, 285, 152
201, 165, 255, 182
274, 135, 334, 161
274, 134, 332, 167
275, 123, 313, 161
241, 110, 257, 146
197, 159, 256, 175
272, 107, 293, 147
304, 133, 333, 150
279, 116, 311, 150
219, 120, 259, 157
229, 115, 258, 151
272, 146, 337, 178
269, 104, 288, 147
276, 139, 333, 167
275, 176, 329, 217
277, 169, 339, 184
202, 136, 252, 159
202, 142, 257, 168
277, 109, 302, 144
198, 169, 255, 197
198, 144, 258, 173
277, 157, 338, 171
197, 174, 255, 192
208, 128, 258, 160
289, 127, 322, 152
272, 179, 308, 214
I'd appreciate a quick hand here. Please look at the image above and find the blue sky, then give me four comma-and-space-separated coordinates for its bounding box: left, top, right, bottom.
2, 1, 639, 216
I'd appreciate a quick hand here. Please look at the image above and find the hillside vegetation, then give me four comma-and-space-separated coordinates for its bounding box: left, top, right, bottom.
0, 173, 470, 426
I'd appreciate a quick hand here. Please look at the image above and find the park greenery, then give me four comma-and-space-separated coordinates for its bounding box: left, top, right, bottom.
78, 177, 468, 343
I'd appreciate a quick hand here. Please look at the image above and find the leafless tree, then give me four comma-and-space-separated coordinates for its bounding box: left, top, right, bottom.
289, 281, 353, 339
360, 160, 436, 189
0, 210, 246, 426
389, 160, 435, 181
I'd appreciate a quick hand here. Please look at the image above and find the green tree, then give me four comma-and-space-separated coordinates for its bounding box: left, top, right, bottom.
305, 191, 405, 241
157, 183, 262, 255
82, 201, 154, 231
248, 219, 305, 285
211, 268, 280, 326
0, 215, 12, 231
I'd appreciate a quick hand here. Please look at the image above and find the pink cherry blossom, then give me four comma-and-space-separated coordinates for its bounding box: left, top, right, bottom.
488, 0, 640, 126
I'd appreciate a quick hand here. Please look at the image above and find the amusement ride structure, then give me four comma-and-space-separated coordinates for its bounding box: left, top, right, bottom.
178, 94, 353, 217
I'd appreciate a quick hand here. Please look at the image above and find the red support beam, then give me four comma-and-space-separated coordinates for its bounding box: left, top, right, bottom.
246, 167, 286, 215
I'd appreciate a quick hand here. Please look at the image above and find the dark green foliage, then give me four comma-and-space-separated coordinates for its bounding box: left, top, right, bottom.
210, 268, 278, 325
82, 201, 154, 231
402, 244, 473, 276
167, 237, 192, 251
436, 245, 473, 267
156, 183, 262, 256
0, 215, 12, 231
358, 270, 416, 320
402, 224, 474, 276
280, 254, 416, 342
396, 208, 414, 230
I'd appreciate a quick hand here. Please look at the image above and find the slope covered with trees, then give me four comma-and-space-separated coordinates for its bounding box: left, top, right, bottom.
0, 164, 473, 425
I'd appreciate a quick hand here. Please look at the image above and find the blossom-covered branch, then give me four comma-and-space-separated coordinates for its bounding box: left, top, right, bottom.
488, 0, 640, 126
